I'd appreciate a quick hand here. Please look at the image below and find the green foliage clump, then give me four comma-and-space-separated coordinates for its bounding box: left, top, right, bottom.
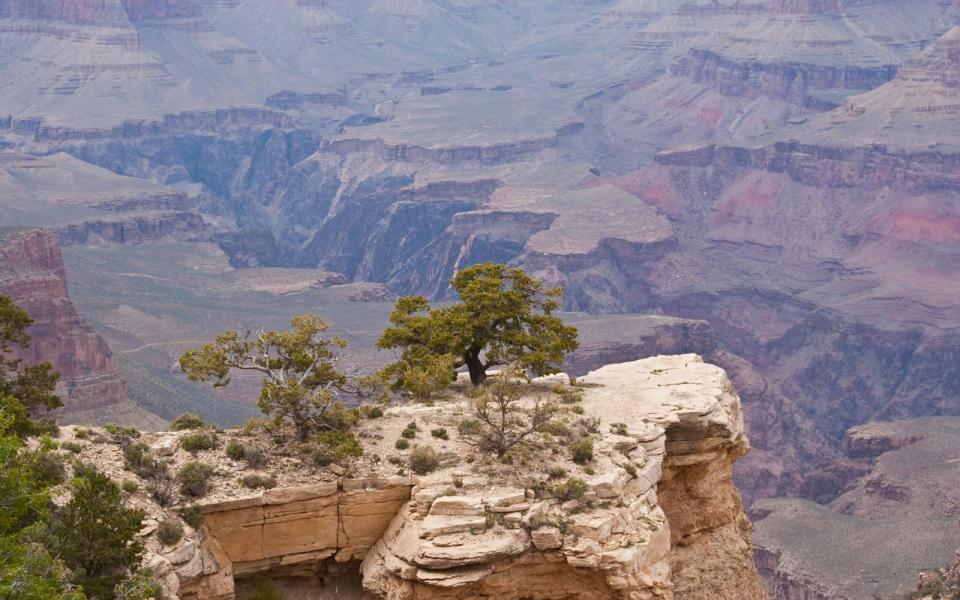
121, 480, 138, 493
548, 466, 568, 480
0, 295, 62, 436
570, 436, 594, 465
554, 477, 588, 501
401, 427, 416, 439
314, 430, 363, 464
242, 473, 277, 490
408, 446, 439, 475
622, 463, 638, 478
103, 424, 140, 445
430, 427, 449, 440
51, 470, 145, 599
180, 314, 349, 441
112, 570, 162, 600
72, 460, 99, 480
179, 505, 203, 530
157, 519, 184, 546
225, 439, 245, 461
180, 431, 216, 453
32, 450, 66, 486
60, 440, 83, 454
177, 462, 214, 497
123, 442, 166, 480
170, 413, 206, 431
377, 263, 579, 387
394, 438, 410, 450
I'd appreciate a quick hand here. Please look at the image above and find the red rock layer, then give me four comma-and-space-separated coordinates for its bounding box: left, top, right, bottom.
0, 229, 126, 412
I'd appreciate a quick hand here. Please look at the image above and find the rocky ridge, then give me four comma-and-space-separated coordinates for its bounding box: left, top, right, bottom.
53, 355, 765, 600
0, 227, 127, 412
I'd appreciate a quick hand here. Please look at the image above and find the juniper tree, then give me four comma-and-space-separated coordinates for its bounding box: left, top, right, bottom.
378, 262, 579, 386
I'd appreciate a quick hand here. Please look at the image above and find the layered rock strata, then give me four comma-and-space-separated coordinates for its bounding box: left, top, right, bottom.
0, 228, 126, 411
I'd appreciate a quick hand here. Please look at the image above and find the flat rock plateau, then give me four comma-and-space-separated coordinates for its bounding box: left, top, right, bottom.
2, 1, 960, 598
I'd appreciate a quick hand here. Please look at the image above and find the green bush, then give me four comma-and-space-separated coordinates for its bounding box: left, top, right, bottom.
33, 451, 65, 486
148, 470, 176, 507
430, 427, 449, 440
548, 466, 568, 480
157, 519, 184, 546
72, 460, 98, 480
315, 431, 363, 463
179, 504, 203, 530
60, 441, 83, 454
408, 446, 439, 475
394, 438, 410, 450
169, 413, 206, 431
180, 431, 216, 453
609, 422, 628, 436
554, 477, 588, 501
177, 462, 214, 497
113, 570, 163, 600
242, 473, 277, 490
121, 479, 139, 493
360, 404, 384, 419
52, 470, 145, 599
225, 440, 245, 461
104, 424, 140, 446
622, 463, 637, 478
570, 436, 593, 465
401, 427, 416, 439
74, 428, 93, 440
123, 442, 165, 480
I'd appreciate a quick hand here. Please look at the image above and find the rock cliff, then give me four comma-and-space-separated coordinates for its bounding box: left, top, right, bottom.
54, 355, 765, 600
0, 228, 127, 411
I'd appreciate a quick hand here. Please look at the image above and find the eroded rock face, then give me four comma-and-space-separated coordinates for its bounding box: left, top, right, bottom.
172, 355, 764, 600
0, 228, 126, 411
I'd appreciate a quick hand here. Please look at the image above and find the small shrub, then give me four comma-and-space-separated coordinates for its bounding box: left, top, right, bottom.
148, 470, 177, 507
622, 463, 638, 478
548, 466, 568, 480
121, 479, 139, 493
406, 421, 419, 431
570, 404, 584, 415
170, 413, 206, 431
582, 466, 595, 475
401, 427, 416, 439
570, 436, 594, 465
315, 431, 363, 463
452, 476, 464, 488
124, 442, 165, 479
181, 431, 216, 453
242, 473, 278, 489
104, 423, 140, 445
157, 519, 184, 546
179, 505, 203, 529
609, 422, 628, 436
60, 441, 83, 454
408, 446, 439, 475
430, 427, 449, 440
554, 386, 583, 404
394, 438, 410, 450
114, 570, 162, 600
360, 404, 384, 419
244, 444, 267, 468
72, 460, 98, 479
554, 477, 587, 501
33, 451, 66, 486
225, 440, 245, 461
178, 462, 214, 497
74, 427, 93, 440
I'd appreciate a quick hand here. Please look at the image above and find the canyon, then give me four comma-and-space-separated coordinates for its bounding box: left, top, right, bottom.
2, 0, 960, 597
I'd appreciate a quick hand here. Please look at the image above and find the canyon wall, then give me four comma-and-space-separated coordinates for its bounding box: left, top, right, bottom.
0, 228, 126, 411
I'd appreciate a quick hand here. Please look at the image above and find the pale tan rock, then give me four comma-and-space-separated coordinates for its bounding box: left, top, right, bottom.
413, 529, 529, 568
428, 495, 484, 517
420, 514, 488, 538
531, 526, 563, 550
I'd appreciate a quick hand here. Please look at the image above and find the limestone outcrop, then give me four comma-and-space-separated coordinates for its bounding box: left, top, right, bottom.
55, 355, 763, 600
